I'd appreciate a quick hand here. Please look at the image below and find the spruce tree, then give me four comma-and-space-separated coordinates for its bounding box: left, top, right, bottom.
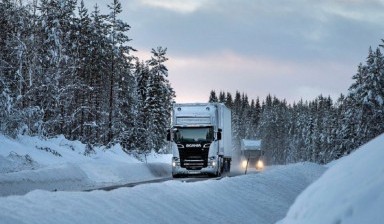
145, 47, 175, 152
208, 90, 218, 103
346, 47, 384, 149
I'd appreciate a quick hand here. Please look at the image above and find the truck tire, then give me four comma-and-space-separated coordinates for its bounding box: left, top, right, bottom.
222, 159, 230, 173
216, 164, 222, 177
211, 170, 221, 178
224, 160, 231, 173
209, 168, 221, 178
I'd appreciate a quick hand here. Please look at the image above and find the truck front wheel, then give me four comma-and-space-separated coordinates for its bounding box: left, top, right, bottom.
223, 159, 231, 173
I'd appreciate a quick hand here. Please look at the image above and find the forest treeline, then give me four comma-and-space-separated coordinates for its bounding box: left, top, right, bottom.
1, 0, 383, 162
209, 45, 384, 165
0, 0, 174, 153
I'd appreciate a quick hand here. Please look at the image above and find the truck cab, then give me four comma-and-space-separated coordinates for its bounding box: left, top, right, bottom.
167, 103, 231, 177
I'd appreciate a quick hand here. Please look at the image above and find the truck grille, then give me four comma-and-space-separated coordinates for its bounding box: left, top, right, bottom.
179, 148, 209, 170
183, 159, 205, 169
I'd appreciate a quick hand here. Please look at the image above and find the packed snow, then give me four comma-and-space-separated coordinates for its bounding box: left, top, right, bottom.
0, 134, 383, 223
278, 133, 384, 224
0, 135, 172, 196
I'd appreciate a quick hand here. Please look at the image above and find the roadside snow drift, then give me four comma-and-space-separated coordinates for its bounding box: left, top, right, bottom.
0, 163, 325, 224
278, 134, 384, 224
0, 135, 172, 196
4, 133, 383, 223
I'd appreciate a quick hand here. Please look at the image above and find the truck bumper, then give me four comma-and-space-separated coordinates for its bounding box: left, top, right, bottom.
172, 166, 217, 176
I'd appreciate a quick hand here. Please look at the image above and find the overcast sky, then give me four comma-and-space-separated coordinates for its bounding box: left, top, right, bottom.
86, 0, 384, 103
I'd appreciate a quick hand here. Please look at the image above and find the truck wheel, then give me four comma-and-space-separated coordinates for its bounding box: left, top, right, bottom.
223, 160, 230, 173
209, 169, 221, 178
216, 167, 222, 177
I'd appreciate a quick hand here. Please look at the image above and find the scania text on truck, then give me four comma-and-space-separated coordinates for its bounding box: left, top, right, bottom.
167, 103, 232, 177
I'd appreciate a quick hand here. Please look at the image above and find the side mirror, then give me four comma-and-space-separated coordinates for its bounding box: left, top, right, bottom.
166, 129, 171, 141
217, 129, 222, 140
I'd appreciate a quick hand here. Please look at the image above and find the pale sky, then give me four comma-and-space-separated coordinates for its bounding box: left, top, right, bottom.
86, 0, 384, 103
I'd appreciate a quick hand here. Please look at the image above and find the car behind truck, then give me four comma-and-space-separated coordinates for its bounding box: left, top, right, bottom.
167, 103, 232, 177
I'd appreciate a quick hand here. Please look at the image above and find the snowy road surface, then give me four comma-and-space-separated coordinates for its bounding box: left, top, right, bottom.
0, 163, 325, 224
1, 134, 383, 223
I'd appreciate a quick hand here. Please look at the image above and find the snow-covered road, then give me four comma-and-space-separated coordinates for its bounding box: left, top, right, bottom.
0, 135, 326, 223
1, 134, 383, 224
0, 163, 325, 224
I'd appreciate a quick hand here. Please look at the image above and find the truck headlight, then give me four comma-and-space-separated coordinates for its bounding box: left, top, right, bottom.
209, 156, 216, 166
256, 160, 264, 170
241, 160, 248, 169
172, 157, 180, 167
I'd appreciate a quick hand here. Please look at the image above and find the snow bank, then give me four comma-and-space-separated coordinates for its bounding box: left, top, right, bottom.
0, 162, 325, 224
278, 134, 384, 224
2, 132, 383, 223
0, 135, 172, 196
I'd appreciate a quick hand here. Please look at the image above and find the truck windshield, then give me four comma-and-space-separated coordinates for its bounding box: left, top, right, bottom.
174, 127, 214, 143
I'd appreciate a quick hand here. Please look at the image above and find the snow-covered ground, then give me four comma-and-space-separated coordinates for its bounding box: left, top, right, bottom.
278, 134, 384, 224
0, 134, 383, 223
0, 135, 172, 196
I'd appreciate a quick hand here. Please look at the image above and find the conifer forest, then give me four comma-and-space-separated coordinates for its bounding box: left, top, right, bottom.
209, 46, 384, 164
0, 0, 175, 154
1, 0, 383, 164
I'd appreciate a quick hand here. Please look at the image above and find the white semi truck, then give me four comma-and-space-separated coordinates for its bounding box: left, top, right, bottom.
167, 103, 232, 177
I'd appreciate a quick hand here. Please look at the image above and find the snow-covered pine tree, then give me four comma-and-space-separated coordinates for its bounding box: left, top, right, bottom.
231, 91, 242, 149
330, 94, 347, 159
105, 0, 135, 147
126, 61, 151, 153
257, 95, 290, 164
321, 96, 338, 164
286, 101, 303, 163
239, 93, 249, 140
253, 97, 261, 138
345, 46, 384, 150
31, 0, 75, 137
50, 0, 86, 141
309, 95, 335, 164
208, 90, 218, 103
145, 47, 175, 152
218, 91, 226, 103
0, 0, 43, 137
0, 0, 20, 136
245, 98, 260, 139
105, 0, 121, 143
67, 0, 94, 142
225, 92, 233, 109
88, 4, 111, 144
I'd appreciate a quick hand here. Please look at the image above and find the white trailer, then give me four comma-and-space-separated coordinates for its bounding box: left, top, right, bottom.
167, 103, 232, 177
